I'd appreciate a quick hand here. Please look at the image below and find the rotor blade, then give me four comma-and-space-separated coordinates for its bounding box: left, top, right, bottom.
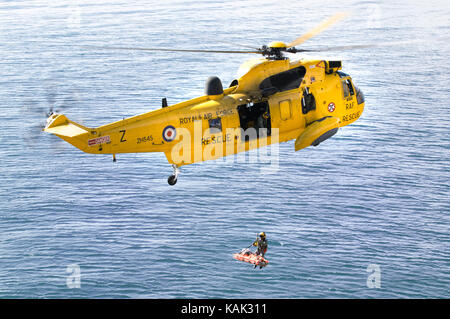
78, 45, 260, 54
296, 39, 425, 52
287, 12, 349, 48
216, 40, 260, 50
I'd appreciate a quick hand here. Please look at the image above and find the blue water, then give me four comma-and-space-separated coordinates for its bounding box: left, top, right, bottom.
1, 0, 449, 298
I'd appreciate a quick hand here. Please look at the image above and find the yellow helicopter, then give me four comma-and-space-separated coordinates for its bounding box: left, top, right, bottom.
44, 13, 367, 185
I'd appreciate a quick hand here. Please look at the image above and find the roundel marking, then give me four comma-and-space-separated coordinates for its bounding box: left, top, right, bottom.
162, 125, 176, 142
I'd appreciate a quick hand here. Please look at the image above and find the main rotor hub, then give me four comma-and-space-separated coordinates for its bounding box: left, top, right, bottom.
261, 41, 289, 60
268, 41, 287, 49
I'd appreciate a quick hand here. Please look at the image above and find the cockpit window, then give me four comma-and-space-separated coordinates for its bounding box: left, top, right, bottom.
355, 86, 365, 104
342, 79, 355, 98
259, 66, 306, 96
337, 71, 349, 78
342, 81, 350, 97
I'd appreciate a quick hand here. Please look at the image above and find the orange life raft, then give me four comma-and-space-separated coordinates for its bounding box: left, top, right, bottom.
233, 249, 269, 267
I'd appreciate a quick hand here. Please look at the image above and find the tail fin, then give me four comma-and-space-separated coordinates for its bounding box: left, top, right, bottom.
43, 113, 94, 153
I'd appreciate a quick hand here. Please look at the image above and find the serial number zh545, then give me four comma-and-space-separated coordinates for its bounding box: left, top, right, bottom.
137, 135, 153, 144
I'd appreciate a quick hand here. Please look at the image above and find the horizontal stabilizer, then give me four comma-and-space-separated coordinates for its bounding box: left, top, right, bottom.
43, 114, 97, 153
44, 114, 89, 137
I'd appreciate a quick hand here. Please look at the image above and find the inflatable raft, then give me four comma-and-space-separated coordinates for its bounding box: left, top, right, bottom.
233, 249, 269, 268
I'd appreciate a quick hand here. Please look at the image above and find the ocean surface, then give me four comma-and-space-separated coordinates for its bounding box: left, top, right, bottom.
0, 0, 449, 298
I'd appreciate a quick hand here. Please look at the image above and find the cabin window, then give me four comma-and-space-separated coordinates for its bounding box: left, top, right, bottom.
259, 66, 307, 96
279, 100, 292, 121
209, 118, 222, 130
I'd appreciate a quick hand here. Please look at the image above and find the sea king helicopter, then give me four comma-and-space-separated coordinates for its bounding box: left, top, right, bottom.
44, 13, 367, 185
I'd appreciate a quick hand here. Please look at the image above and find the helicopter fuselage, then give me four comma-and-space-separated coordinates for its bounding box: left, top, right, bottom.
44, 56, 364, 169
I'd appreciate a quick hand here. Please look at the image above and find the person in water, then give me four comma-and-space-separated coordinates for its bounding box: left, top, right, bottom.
253, 232, 268, 257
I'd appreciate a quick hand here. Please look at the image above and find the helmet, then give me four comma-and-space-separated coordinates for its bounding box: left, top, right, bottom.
259, 232, 266, 239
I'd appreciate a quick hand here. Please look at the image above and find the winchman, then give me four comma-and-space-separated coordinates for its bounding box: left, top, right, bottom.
253, 232, 268, 257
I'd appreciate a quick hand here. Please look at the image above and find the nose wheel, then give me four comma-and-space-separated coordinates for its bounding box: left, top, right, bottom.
168, 164, 179, 186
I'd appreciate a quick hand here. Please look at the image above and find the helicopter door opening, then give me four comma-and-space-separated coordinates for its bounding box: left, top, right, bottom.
237, 101, 271, 141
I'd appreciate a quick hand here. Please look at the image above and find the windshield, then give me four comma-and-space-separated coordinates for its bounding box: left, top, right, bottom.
355, 86, 365, 104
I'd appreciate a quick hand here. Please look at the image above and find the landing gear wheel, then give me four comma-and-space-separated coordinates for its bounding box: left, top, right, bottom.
168, 175, 177, 185
167, 164, 180, 186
